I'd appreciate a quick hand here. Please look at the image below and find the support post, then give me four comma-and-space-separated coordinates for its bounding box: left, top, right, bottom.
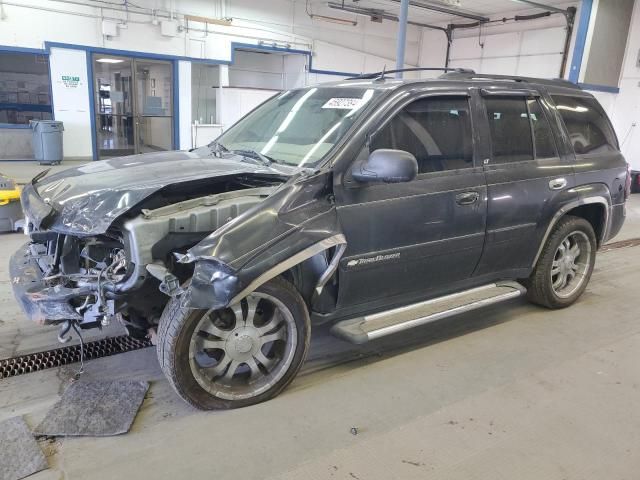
395, 0, 409, 78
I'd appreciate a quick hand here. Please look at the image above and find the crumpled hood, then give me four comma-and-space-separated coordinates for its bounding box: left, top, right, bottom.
22, 150, 287, 236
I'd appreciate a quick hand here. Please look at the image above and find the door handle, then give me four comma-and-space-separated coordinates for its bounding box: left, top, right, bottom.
549, 177, 567, 190
455, 191, 479, 205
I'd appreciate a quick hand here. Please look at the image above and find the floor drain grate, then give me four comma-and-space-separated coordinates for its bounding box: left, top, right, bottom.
0, 335, 152, 379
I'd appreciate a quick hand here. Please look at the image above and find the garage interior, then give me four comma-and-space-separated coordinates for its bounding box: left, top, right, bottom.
1, 0, 640, 478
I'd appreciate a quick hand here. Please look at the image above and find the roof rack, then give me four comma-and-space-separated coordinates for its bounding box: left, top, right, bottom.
348, 67, 475, 80
439, 71, 582, 90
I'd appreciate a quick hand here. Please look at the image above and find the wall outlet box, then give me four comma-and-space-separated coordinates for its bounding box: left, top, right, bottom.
101, 20, 119, 37
160, 20, 178, 37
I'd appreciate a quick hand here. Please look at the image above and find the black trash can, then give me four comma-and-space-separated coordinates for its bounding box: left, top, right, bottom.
30, 120, 64, 165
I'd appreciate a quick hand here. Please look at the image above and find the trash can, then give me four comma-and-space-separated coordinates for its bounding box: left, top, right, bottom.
30, 120, 64, 165
0, 174, 23, 233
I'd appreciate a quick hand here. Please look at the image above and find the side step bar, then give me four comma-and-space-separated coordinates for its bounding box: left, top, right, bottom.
330, 281, 526, 344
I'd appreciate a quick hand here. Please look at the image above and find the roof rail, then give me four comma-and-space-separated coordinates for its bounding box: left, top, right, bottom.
439, 71, 582, 90
348, 67, 475, 80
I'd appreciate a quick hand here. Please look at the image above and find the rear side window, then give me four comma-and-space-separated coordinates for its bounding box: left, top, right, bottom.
485, 98, 534, 163
551, 95, 618, 154
371, 96, 473, 173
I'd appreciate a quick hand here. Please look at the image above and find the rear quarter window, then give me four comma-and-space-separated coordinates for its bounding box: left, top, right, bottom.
551, 95, 619, 154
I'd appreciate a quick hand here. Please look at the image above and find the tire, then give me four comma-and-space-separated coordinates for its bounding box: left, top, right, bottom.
157, 276, 311, 410
526, 215, 597, 309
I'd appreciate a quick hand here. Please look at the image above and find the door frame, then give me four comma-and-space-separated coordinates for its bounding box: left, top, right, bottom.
332, 88, 488, 313
90, 53, 176, 160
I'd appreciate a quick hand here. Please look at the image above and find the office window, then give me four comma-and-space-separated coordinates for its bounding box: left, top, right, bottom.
192, 63, 219, 124
551, 95, 618, 154
0, 52, 52, 125
485, 97, 534, 163
371, 96, 473, 173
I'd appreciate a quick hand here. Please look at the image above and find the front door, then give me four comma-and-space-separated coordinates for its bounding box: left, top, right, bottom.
473, 91, 574, 275
93, 54, 174, 159
335, 93, 487, 310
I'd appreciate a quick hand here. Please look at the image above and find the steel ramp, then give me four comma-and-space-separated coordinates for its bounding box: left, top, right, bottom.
330, 282, 526, 344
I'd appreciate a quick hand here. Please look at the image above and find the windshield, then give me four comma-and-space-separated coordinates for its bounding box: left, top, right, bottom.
214, 86, 381, 167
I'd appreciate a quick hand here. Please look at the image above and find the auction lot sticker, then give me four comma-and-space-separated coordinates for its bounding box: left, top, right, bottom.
322, 97, 363, 109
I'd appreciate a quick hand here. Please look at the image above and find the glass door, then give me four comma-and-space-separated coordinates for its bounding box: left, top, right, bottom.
93, 54, 173, 159
93, 54, 135, 158
134, 59, 173, 153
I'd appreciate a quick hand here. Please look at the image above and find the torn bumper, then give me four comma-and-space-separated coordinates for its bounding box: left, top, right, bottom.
9, 242, 82, 325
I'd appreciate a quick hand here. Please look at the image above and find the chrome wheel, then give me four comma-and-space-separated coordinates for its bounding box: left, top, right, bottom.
550, 230, 592, 299
189, 293, 297, 401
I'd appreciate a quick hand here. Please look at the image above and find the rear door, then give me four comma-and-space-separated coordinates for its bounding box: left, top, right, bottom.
335, 92, 487, 309
474, 90, 575, 276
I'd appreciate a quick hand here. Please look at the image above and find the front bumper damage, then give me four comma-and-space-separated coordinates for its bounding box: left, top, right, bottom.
10, 242, 83, 325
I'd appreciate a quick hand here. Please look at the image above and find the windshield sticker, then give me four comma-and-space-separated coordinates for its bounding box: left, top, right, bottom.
322, 97, 364, 109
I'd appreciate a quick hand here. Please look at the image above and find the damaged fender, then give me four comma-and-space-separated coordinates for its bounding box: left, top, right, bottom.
181, 171, 346, 310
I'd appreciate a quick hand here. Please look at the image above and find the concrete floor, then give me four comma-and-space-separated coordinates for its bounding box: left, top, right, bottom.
0, 160, 87, 185
0, 195, 639, 479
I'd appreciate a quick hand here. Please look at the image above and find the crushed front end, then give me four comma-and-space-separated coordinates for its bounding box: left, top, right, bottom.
10, 234, 127, 329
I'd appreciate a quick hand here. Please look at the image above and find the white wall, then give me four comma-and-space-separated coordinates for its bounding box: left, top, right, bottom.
0, 0, 418, 75
48, 47, 92, 158
589, 1, 640, 170
178, 60, 192, 150
0, 0, 423, 157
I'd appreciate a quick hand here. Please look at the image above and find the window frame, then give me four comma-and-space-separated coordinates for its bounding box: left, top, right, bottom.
0, 49, 53, 128
526, 97, 560, 160
366, 91, 478, 178
482, 93, 559, 165
550, 93, 620, 155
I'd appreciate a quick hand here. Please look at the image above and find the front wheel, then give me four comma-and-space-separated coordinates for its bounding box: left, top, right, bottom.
526, 215, 597, 309
157, 277, 310, 410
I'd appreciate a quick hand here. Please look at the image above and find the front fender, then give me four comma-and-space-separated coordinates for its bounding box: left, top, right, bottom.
181, 171, 346, 310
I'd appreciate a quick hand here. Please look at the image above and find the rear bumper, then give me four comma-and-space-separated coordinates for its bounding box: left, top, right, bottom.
10, 242, 82, 325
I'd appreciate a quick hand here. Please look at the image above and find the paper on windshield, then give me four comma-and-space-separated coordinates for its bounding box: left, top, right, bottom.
322, 97, 364, 109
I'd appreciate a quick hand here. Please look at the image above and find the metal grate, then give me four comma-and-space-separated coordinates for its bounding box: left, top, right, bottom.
0, 335, 152, 379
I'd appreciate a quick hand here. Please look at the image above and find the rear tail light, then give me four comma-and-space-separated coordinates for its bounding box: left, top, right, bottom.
625, 163, 632, 199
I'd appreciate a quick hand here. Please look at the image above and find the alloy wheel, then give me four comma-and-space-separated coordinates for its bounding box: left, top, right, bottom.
550, 230, 592, 299
188, 292, 297, 401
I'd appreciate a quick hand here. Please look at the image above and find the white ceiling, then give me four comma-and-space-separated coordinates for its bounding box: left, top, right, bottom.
319, 0, 577, 25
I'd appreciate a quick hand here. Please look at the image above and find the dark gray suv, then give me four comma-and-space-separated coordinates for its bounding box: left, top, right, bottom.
11, 70, 630, 409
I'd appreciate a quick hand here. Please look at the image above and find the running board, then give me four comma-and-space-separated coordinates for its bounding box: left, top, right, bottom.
330, 282, 526, 344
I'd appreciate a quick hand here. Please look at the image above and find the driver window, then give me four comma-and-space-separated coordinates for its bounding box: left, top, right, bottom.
370, 96, 474, 174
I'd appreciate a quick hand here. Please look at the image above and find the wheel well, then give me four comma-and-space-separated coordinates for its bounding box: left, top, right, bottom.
565, 203, 606, 245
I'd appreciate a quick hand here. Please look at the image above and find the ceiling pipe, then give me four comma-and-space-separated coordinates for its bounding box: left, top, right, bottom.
388, 0, 489, 23
326, 2, 447, 32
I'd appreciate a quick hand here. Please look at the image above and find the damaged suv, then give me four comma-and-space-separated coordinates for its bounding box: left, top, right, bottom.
11, 70, 630, 409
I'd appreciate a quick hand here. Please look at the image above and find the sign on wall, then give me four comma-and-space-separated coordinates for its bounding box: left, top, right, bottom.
61, 75, 81, 88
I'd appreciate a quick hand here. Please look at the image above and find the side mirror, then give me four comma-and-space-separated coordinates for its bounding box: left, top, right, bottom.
351, 149, 418, 184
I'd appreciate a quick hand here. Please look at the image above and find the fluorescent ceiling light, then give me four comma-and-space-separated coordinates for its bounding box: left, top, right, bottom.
388, 0, 489, 22
96, 58, 124, 64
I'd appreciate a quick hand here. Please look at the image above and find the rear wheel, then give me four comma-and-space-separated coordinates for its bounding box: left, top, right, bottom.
157, 277, 310, 410
526, 215, 597, 309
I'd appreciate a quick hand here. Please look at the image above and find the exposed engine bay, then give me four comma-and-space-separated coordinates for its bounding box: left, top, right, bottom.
15, 177, 279, 338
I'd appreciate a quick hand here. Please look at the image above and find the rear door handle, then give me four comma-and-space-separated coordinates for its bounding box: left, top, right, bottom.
549, 177, 567, 190
456, 191, 479, 205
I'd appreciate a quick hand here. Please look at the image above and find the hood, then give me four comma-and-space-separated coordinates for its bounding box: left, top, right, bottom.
22, 150, 290, 236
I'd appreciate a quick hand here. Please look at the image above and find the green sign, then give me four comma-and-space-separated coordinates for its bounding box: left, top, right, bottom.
61, 75, 80, 88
